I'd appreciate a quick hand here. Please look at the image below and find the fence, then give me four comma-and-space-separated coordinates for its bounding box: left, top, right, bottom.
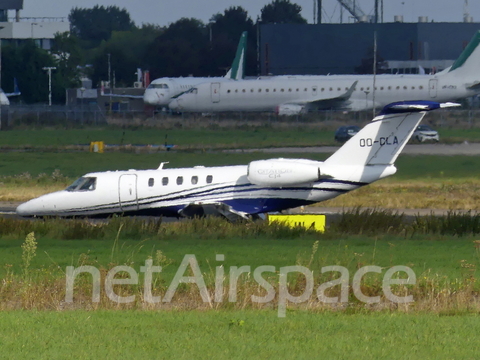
1, 104, 480, 130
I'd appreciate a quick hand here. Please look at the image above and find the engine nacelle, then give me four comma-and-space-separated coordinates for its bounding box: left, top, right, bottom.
275, 104, 304, 116
247, 159, 320, 186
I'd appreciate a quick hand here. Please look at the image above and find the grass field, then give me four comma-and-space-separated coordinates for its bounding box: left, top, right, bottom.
1, 310, 480, 359
0, 126, 479, 149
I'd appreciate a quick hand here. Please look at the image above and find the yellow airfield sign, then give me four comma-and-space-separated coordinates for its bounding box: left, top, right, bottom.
268, 214, 326, 232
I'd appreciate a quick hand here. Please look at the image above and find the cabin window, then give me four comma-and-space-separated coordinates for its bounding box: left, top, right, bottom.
337, 87, 341, 91
360, 87, 364, 91
281, 89, 284, 92
273, 89, 276, 92
66, 177, 97, 192
148, 178, 154, 187
266, 89, 269, 92
191, 176, 198, 185
304, 88, 308, 92
242, 89, 246, 93
296, 88, 299, 92
250, 89, 254, 92
162, 177, 168, 186
412, 86, 415, 90
419, 86, 423, 90
388, 86, 391, 90
235, 89, 238, 93
227, 90, 231, 93
396, 86, 400, 90
288, 88, 292, 92
366, 87, 370, 91
321, 88, 324, 92
380, 87, 384, 90
329, 87, 333, 91
345, 87, 348, 91
403, 86, 407, 90
176, 176, 183, 185
206, 175, 213, 184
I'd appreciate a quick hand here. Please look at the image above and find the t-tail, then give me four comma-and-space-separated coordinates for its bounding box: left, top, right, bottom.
324, 101, 459, 181
224, 31, 247, 80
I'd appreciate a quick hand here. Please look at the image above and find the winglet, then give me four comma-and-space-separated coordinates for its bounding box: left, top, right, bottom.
225, 31, 247, 80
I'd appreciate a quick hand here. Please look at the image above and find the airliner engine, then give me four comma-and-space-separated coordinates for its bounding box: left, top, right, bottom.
247, 159, 320, 186
275, 104, 305, 116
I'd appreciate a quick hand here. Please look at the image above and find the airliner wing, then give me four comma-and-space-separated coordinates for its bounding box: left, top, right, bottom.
295, 81, 358, 111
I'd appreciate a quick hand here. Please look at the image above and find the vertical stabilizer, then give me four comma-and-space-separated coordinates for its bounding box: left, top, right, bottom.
225, 31, 247, 80
447, 31, 480, 77
325, 101, 459, 167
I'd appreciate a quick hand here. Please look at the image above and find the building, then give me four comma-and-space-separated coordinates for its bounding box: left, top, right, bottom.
0, 0, 69, 50
259, 21, 480, 75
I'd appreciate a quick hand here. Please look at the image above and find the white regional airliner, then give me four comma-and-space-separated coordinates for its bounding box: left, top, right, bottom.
169, 31, 480, 114
16, 101, 457, 220
142, 31, 247, 107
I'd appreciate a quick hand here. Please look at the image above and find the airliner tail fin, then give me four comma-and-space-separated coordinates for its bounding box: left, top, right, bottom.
447, 31, 480, 79
225, 31, 247, 80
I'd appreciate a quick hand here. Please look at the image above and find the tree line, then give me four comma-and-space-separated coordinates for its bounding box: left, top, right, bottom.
2, 0, 306, 104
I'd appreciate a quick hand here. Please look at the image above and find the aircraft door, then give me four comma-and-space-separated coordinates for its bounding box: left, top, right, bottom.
118, 174, 138, 211
429, 79, 438, 98
211, 82, 221, 103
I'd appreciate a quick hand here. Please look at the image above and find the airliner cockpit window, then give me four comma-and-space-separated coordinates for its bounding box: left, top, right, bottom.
185, 88, 197, 94
66, 177, 97, 191
148, 83, 169, 89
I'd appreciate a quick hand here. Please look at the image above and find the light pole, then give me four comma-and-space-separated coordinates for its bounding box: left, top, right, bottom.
80, 87, 85, 123
42, 66, 56, 106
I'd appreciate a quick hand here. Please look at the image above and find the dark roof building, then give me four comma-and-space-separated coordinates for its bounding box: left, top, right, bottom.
259, 22, 480, 75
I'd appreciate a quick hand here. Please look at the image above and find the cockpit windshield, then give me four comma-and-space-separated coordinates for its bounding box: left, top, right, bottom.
185, 87, 197, 94
66, 177, 97, 191
148, 83, 169, 89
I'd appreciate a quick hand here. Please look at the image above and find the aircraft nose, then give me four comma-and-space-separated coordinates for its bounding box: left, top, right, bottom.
144, 90, 167, 106
16, 199, 43, 217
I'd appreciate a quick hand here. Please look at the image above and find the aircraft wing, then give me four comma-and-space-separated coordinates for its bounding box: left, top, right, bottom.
103, 93, 144, 99
467, 81, 480, 91
179, 202, 248, 221
292, 81, 358, 111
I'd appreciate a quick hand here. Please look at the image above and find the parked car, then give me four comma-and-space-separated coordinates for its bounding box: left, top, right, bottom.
413, 125, 439, 142
334, 125, 360, 142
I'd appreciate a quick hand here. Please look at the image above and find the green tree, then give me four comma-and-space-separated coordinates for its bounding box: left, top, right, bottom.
90, 25, 163, 87
260, 0, 307, 24
145, 18, 208, 78
2, 41, 56, 103
208, 7, 256, 76
69, 5, 135, 48
51, 32, 82, 103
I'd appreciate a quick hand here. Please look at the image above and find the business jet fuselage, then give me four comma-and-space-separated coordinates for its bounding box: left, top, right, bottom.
17, 101, 458, 220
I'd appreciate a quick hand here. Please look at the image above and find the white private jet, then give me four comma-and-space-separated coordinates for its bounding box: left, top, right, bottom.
111, 31, 248, 108
16, 100, 458, 220
169, 31, 480, 114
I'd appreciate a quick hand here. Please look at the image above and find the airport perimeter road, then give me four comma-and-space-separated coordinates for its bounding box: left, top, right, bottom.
226, 142, 480, 156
